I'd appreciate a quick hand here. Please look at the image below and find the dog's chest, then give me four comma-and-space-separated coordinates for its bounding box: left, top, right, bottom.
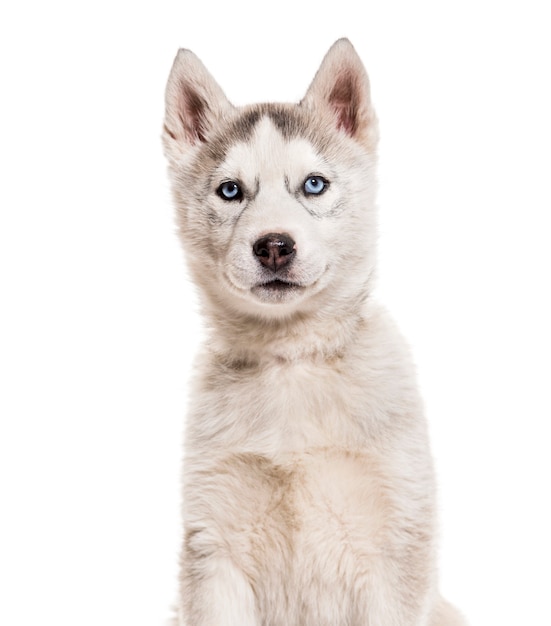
194, 355, 372, 453
182, 347, 429, 624
187, 446, 392, 625
186, 360, 399, 620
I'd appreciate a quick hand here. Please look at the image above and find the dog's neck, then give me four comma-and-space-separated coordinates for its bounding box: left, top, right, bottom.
203, 293, 369, 367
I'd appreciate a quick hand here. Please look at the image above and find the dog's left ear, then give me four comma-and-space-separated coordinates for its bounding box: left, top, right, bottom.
301, 39, 378, 149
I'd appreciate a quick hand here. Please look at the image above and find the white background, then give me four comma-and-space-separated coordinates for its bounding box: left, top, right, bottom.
1, 1, 550, 625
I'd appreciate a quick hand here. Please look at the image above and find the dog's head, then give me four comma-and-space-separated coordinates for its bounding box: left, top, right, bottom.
163, 39, 379, 321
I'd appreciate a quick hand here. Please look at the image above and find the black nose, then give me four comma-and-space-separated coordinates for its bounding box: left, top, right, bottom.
253, 233, 296, 272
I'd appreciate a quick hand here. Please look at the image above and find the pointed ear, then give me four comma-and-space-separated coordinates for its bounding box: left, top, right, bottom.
163, 49, 234, 159
301, 39, 378, 149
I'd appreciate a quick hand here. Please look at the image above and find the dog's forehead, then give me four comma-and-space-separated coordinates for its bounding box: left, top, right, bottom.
204, 104, 324, 166
219, 116, 322, 179
232, 104, 311, 142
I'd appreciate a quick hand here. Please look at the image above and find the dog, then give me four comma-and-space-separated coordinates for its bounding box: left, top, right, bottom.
162, 38, 465, 626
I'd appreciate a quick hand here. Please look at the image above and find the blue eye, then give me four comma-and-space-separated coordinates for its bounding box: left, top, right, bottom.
304, 175, 329, 196
217, 180, 243, 201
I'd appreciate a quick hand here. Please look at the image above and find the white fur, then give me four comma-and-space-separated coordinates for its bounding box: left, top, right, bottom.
163, 38, 465, 625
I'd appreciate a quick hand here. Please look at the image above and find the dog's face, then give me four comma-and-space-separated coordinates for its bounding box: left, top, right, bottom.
163, 39, 379, 319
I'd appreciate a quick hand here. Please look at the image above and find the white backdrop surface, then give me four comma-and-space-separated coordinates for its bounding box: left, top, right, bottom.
1, 2, 550, 625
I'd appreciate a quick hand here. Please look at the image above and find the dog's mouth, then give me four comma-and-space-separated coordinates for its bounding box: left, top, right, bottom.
259, 279, 297, 291
251, 278, 304, 301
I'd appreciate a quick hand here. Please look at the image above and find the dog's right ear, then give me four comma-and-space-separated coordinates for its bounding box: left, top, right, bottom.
163, 50, 233, 161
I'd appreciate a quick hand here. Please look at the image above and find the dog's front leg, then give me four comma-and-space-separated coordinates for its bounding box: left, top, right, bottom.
178, 546, 258, 626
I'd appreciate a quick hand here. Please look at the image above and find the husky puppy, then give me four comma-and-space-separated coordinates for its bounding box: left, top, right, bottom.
162, 38, 464, 626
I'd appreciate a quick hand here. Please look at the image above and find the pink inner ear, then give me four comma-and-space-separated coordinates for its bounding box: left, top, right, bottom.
178, 83, 209, 144
329, 70, 360, 136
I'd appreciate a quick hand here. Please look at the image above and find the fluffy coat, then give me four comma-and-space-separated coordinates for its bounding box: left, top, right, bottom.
162, 38, 465, 626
